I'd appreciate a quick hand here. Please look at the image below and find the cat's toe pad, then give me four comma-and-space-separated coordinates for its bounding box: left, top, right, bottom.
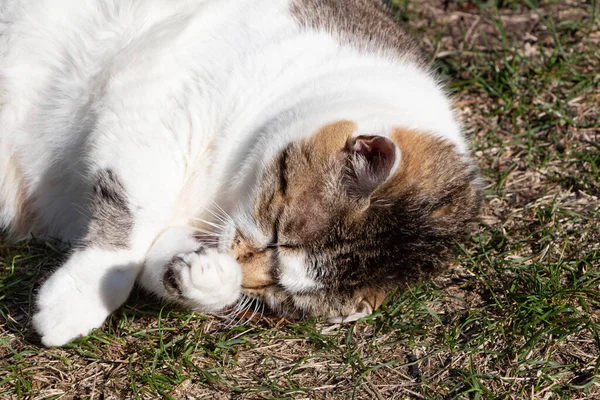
163, 248, 241, 311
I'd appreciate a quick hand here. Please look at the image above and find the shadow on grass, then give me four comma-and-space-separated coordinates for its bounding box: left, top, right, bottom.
0, 236, 177, 346
0, 237, 64, 344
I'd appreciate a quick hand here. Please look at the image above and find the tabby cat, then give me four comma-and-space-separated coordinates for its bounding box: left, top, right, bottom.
0, 0, 480, 346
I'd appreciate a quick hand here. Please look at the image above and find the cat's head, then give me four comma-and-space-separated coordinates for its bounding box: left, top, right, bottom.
224, 121, 479, 322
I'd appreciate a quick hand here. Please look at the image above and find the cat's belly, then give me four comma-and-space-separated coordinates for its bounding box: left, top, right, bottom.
0, 0, 210, 239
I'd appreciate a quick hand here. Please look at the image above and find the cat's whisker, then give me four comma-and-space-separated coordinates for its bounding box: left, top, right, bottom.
229, 304, 247, 327
223, 304, 237, 319
205, 215, 228, 227
191, 217, 226, 231
253, 300, 265, 323
223, 294, 251, 328
210, 201, 233, 221
244, 301, 260, 325
188, 214, 227, 228
212, 201, 228, 215
256, 301, 265, 323
227, 295, 246, 316
195, 228, 226, 239
238, 296, 255, 324
259, 302, 266, 323
228, 306, 244, 325
197, 212, 229, 227
222, 310, 235, 328
222, 308, 236, 327
204, 207, 231, 225
191, 227, 226, 238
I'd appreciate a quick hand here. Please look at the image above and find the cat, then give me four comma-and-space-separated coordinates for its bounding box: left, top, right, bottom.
0, 0, 480, 347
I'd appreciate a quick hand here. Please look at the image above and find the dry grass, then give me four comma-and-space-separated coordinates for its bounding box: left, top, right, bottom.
1, 0, 599, 398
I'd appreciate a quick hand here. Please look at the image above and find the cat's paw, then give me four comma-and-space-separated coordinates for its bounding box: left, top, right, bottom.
32, 269, 111, 347
163, 248, 242, 311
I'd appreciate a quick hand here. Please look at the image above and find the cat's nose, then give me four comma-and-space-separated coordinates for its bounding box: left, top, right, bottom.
230, 241, 274, 289
239, 252, 274, 289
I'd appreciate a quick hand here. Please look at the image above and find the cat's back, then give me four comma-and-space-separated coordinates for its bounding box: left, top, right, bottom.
290, 0, 422, 61
1, 0, 425, 146
0, 0, 449, 239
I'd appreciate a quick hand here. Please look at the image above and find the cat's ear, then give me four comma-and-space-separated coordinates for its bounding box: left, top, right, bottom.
345, 135, 400, 195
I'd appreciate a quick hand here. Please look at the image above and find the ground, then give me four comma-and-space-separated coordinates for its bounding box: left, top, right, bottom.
1, 0, 599, 399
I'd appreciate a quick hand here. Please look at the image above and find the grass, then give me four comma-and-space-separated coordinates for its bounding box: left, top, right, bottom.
1, 0, 599, 398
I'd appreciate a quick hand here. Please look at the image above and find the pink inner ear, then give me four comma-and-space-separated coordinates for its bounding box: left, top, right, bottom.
352, 135, 397, 177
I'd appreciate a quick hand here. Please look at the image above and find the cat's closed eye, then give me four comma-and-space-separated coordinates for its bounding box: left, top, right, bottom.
277, 243, 300, 250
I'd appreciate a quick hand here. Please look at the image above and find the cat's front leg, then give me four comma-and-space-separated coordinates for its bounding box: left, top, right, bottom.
164, 248, 242, 311
32, 248, 141, 347
139, 227, 242, 312
32, 170, 170, 347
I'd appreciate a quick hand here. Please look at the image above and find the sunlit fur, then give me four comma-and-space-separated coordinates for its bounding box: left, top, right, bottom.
0, 0, 479, 346
231, 122, 479, 321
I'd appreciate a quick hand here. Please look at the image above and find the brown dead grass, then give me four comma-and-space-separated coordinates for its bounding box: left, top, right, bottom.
1, 1, 599, 399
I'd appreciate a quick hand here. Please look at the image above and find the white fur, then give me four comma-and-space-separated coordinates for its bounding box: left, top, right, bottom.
176, 249, 242, 311
140, 227, 242, 311
32, 248, 141, 347
138, 226, 203, 296
0, 0, 467, 345
279, 253, 322, 293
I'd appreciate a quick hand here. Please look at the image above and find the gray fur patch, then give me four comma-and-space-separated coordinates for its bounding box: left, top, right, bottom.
290, 0, 424, 63
81, 169, 132, 249
163, 259, 184, 297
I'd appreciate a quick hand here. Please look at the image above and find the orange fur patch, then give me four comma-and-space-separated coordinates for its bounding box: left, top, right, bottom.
377, 128, 461, 199
231, 238, 274, 290
304, 120, 356, 159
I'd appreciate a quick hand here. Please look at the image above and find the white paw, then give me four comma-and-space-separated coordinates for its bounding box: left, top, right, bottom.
164, 248, 242, 311
32, 269, 111, 347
